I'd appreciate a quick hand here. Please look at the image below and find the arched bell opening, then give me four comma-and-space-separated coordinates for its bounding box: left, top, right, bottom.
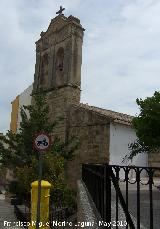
56, 47, 64, 72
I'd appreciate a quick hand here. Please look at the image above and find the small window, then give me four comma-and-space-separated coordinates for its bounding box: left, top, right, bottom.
56, 47, 64, 72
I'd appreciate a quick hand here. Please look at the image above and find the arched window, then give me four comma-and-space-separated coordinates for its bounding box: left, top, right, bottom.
40, 61, 45, 84
56, 47, 64, 72
40, 53, 48, 84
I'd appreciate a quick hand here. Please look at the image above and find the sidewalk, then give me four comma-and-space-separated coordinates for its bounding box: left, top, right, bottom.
0, 196, 22, 229
111, 178, 160, 229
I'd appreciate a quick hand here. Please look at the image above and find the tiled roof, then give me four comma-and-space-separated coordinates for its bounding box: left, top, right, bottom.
76, 103, 133, 126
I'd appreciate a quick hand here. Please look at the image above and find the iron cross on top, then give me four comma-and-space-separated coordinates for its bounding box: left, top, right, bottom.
56, 6, 65, 15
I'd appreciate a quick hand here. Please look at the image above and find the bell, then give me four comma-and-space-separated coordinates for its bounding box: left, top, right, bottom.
59, 63, 63, 71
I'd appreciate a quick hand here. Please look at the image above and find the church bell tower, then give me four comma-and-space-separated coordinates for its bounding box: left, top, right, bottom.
33, 7, 85, 139
34, 7, 84, 95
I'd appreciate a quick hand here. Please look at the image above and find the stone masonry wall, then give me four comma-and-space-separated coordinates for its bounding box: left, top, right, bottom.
45, 86, 80, 141
66, 105, 110, 189
148, 152, 160, 176
32, 88, 110, 189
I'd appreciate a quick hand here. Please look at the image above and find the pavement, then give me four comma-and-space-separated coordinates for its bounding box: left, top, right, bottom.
111, 179, 160, 229
0, 195, 22, 229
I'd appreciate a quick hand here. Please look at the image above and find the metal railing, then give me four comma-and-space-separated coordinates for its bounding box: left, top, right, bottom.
82, 163, 160, 229
49, 207, 68, 228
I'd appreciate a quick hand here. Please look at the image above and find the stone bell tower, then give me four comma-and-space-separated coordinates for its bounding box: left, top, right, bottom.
33, 7, 84, 140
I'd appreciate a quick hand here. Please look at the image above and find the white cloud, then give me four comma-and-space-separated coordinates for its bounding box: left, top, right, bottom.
82, 0, 160, 114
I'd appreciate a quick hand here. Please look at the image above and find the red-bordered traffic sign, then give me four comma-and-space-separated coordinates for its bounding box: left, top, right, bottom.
33, 132, 51, 151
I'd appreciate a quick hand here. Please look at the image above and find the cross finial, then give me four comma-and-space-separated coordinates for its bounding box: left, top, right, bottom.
56, 6, 65, 15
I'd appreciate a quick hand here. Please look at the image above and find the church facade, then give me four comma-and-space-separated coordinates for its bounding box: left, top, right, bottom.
10, 11, 148, 188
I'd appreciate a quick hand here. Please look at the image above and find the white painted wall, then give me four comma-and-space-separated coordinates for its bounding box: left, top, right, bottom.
109, 122, 148, 178
17, 84, 33, 132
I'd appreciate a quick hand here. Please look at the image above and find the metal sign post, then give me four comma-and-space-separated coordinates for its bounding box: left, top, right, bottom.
36, 151, 42, 229
33, 133, 51, 229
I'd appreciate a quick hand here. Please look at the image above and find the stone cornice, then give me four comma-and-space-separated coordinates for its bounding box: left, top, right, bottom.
36, 14, 85, 44
32, 83, 81, 95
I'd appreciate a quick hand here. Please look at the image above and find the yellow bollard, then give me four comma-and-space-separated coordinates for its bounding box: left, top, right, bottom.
29, 180, 51, 229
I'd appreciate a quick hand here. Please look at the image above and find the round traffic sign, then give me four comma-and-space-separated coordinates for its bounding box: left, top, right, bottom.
33, 133, 51, 151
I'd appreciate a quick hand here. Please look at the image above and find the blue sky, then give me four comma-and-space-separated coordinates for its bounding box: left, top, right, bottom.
1, 0, 160, 133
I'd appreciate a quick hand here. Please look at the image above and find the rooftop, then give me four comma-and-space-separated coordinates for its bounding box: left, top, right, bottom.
76, 103, 133, 126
